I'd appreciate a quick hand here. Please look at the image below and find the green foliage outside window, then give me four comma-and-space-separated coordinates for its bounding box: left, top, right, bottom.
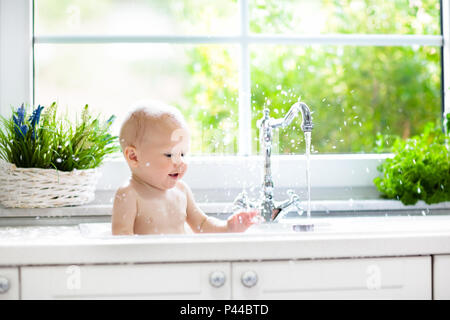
34, 0, 442, 155
181, 0, 441, 154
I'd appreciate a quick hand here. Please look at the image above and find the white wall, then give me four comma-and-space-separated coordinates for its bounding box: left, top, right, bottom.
0, 0, 33, 116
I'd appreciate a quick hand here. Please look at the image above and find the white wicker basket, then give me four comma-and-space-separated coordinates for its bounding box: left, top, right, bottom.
0, 159, 100, 208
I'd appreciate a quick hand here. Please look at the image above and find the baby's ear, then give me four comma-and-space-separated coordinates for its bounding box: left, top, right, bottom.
124, 146, 139, 168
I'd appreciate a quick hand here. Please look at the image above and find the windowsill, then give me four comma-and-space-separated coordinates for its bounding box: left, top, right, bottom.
0, 189, 448, 220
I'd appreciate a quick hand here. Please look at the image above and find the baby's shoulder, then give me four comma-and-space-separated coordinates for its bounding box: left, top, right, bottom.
114, 182, 138, 200
175, 179, 190, 192
175, 180, 189, 190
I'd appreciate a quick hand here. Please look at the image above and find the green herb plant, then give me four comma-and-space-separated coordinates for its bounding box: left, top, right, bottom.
374, 113, 450, 205
0, 102, 120, 171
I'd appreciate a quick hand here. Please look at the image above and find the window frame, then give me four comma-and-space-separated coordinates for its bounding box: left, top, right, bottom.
0, 0, 449, 192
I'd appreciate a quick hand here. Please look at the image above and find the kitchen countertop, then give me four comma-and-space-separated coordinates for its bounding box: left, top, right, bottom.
1, 214, 450, 266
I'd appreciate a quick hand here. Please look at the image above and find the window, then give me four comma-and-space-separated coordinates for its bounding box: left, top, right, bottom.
33, 0, 444, 156
0, 0, 448, 194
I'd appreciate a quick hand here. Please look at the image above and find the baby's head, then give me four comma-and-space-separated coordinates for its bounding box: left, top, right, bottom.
120, 101, 190, 191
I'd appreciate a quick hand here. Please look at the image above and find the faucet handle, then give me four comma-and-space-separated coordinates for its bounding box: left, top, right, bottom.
233, 191, 257, 211
286, 189, 300, 201
286, 189, 304, 214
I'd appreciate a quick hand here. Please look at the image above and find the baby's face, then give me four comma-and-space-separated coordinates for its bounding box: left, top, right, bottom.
135, 120, 190, 191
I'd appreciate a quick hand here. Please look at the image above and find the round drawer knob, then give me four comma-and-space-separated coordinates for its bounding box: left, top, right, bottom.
241, 270, 258, 288
209, 271, 226, 288
0, 277, 10, 294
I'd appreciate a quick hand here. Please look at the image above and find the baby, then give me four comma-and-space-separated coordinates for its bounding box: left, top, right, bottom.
112, 101, 260, 235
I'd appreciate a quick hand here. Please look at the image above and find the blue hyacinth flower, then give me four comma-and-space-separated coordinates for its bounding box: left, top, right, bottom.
13, 104, 28, 139
106, 115, 116, 125
28, 105, 44, 140
28, 105, 44, 128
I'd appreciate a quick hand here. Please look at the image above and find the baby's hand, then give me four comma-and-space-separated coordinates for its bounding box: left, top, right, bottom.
226, 210, 261, 233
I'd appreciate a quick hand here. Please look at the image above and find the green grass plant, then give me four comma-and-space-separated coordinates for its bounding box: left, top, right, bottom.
0, 102, 119, 171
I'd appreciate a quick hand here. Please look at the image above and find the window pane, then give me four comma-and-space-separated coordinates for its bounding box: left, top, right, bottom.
250, 0, 441, 35
34, 0, 239, 35
34, 44, 239, 155
250, 45, 441, 154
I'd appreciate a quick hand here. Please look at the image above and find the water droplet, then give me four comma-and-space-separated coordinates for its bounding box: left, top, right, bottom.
145, 162, 150, 167
56, 158, 62, 163
348, 198, 354, 207
276, 85, 282, 90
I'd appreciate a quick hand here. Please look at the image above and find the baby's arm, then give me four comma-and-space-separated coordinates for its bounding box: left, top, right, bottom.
181, 181, 227, 233
180, 181, 259, 233
111, 186, 138, 235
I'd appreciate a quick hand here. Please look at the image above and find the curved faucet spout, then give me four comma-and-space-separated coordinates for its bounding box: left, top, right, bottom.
284, 102, 313, 132
261, 101, 313, 132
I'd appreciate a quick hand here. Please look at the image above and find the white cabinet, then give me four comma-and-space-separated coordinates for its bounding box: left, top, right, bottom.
21, 262, 230, 299
433, 255, 450, 300
18, 256, 432, 300
0, 267, 20, 300
232, 256, 431, 300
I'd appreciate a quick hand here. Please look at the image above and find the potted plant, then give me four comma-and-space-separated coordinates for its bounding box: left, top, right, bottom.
374, 114, 450, 205
0, 102, 119, 208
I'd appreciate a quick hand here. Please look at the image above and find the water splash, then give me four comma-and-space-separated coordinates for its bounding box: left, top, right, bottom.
304, 131, 312, 218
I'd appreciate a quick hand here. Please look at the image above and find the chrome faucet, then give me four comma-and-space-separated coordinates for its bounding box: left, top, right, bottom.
233, 101, 313, 222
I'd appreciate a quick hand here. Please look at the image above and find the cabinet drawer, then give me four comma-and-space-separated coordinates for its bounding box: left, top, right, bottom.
232, 256, 431, 299
21, 262, 230, 299
0, 268, 20, 300
433, 255, 450, 300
